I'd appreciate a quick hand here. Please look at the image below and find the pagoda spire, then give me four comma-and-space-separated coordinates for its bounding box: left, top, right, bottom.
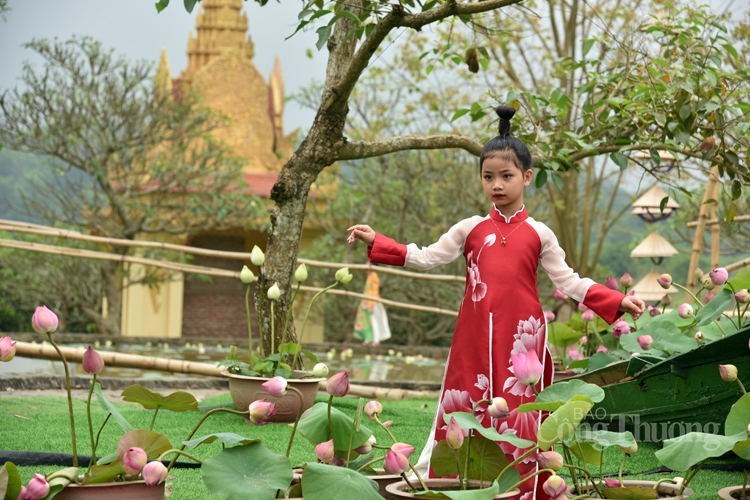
268, 56, 285, 152
155, 48, 173, 100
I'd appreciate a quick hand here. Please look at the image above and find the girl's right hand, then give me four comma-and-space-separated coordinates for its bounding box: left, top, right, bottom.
347, 224, 376, 246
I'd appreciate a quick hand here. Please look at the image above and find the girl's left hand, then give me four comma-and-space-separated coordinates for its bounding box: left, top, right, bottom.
619, 296, 645, 320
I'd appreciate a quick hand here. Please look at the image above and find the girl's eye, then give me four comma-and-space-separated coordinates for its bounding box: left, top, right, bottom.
504, 174, 512, 179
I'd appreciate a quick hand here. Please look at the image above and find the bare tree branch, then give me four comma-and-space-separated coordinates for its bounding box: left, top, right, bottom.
338, 134, 485, 160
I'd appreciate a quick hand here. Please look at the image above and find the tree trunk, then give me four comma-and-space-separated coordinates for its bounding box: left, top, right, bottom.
100, 260, 122, 335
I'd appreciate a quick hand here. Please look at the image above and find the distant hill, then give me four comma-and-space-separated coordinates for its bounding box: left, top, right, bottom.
0, 148, 52, 223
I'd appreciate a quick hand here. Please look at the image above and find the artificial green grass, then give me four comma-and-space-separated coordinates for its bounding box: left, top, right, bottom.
1, 393, 747, 499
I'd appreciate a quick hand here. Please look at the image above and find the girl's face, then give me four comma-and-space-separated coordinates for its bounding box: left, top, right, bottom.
481, 155, 532, 216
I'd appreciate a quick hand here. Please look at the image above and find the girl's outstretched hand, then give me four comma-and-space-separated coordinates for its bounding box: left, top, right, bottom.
347, 224, 375, 246
619, 295, 645, 320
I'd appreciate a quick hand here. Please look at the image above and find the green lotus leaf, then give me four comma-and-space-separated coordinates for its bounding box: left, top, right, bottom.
413, 479, 503, 499
94, 382, 133, 433
574, 429, 636, 451
297, 402, 373, 450
654, 431, 748, 471
202, 443, 292, 500
443, 412, 535, 448
121, 384, 199, 412
431, 434, 510, 481
44, 467, 78, 499
725, 393, 750, 459
695, 288, 734, 326
537, 400, 593, 451
1, 461, 22, 500
536, 379, 604, 404
300, 462, 381, 500
84, 429, 171, 485
182, 433, 261, 449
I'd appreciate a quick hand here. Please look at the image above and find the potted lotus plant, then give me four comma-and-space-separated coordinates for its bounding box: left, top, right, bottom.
220, 245, 354, 423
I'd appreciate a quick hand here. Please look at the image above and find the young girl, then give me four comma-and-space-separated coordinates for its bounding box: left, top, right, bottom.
347, 105, 645, 500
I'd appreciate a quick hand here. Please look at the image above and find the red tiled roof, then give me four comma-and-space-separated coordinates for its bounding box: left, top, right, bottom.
243, 172, 278, 197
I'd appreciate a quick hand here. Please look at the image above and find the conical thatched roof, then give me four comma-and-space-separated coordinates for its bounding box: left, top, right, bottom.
631, 185, 680, 219
630, 231, 679, 258
632, 269, 678, 302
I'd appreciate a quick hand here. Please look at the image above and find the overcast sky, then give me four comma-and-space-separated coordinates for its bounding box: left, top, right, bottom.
0, 1, 327, 133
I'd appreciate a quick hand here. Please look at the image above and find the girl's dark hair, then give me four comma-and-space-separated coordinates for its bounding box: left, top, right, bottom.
479, 105, 532, 172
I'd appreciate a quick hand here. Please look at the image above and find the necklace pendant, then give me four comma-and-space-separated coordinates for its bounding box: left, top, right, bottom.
501, 238, 507, 246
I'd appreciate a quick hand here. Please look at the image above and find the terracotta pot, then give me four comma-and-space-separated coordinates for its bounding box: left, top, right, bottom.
224, 370, 323, 423
568, 479, 694, 499
385, 478, 520, 499
367, 468, 402, 497
719, 485, 750, 500
52, 479, 167, 500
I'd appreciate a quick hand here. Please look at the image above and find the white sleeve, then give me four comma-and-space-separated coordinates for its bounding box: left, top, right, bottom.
404, 216, 485, 271
527, 219, 594, 302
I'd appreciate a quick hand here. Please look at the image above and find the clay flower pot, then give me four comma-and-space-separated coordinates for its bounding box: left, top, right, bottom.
718, 485, 750, 500
52, 478, 168, 500
385, 478, 520, 499
366, 468, 402, 497
568, 479, 694, 499
224, 370, 323, 423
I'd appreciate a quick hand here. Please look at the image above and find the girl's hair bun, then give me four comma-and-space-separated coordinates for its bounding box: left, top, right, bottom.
496, 105, 516, 136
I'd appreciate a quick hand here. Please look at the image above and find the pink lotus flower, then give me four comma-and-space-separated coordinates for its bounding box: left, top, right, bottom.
612, 321, 630, 339
605, 276, 618, 290
23, 474, 50, 500
648, 305, 660, 317
735, 289, 749, 304
510, 350, 543, 387
704, 291, 715, 302
579, 336, 588, 345
391, 442, 415, 458
603, 478, 620, 488
330, 456, 346, 467
578, 302, 589, 311
544, 310, 556, 322
123, 447, 148, 475
678, 303, 694, 319
381, 420, 393, 427
597, 345, 609, 353
536, 451, 563, 471
314, 439, 334, 463
553, 289, 566, 300
326, 371, 350, 397
383, 450, 410, 474
656, 273, 672, 289
142, 461, 168, 486
445, 417, 464, 449
0, 336, 16, 362
261, 376, 288, 397
719, 364, 738, 382
543, 475, 567, 498
364, 400, 382, 421
248, 398, 276, 425
487, 397, 510, 419
709, 268, 728, 286
620, 273, 634, 289
637, 335, 653, 350
568, 346, 584, 361
581, 310, 594, 322
82, 346, 104, 374
661, 294, 671, 306
31, 305, 58, 334
355, 436, 376, 454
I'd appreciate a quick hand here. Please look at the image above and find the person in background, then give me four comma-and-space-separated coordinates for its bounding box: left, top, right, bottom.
353, 270, 392, 346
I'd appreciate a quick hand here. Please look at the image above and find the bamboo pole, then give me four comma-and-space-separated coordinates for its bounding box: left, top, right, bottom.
709, 178, 721, 269
687, 214, 750, 227
0, 219, 465, 283
686, 166, 719, 298
726, 257, 750, 273
12, 341, 435, 399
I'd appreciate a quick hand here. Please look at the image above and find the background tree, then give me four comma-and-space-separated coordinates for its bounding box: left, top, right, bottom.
0, 36, 262, 333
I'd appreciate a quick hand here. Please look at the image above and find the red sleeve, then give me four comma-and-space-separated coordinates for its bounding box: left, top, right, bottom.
367, 233, 407, 267
582, 284, 625, 324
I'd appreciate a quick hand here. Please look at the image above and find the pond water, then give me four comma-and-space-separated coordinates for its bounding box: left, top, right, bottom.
1, 342, 447, 383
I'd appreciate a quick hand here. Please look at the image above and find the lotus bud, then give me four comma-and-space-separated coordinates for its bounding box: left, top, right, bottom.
294, 263, 308, 283
694, 268, 704, 280
605, 277, 618, 290
544, 310, 556, 322
24, 473, 50, 500
383, 450, 410, 474
315, 439, 334, 463
0, 336, 17, 362
248, 398, 277, 424
660, 294, 671, 307
82, 346, 104, 374
579, 336, 588, 345
612, 321, 631, 339
261, 376, 288, 397
603, 478, 620, 488
326, 371, 350, 397
250, 245, 265, 266
445, 417, 464, 450
123, 447, 148, 475
142, 461, 168, 486
536, 451, 564, 471
487, 397, 510, 419
364, 400, 383, 421
597, 345, 609, 353
267, 283, 281, 301
32, 305, 59, 334
704, 291, 715, 303
568, 345, 584, 361
735, 289, 750, 304
553, 289, 566, 300
355, 435, 377, 454
581, 310, 594, 322
719, 364, 738, 382
391, 442, 415, 458
312, 363, 329, 378
637, 335, 653, 350
700, 275, 715, 290
620, 272, 634, 289
709, 268, 728, 286
510, 350, 543, 387
335, 267, 353, 284
382, 420, 394, 427
620, 443, 638, 455
648, 305, 660, 317
700, 136, 716, 153
656, 274, 672, 289
677, 303, 694, 319
330, 456, 346, 467
694, 331, 704, 344
578, 303, 589, 311
240, 265, 255, 284
543, 474, 568, 498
